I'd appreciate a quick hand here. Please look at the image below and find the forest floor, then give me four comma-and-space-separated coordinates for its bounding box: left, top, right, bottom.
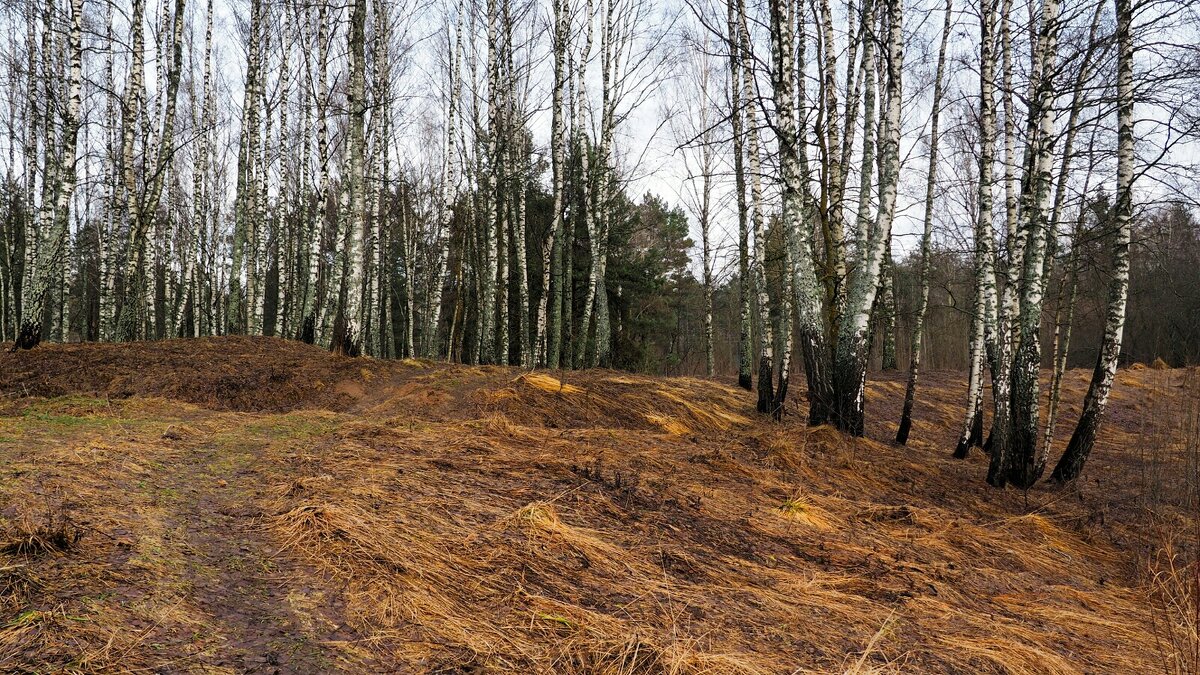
0, 336, 1196, 674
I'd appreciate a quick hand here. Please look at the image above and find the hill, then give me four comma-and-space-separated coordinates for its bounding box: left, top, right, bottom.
0, 337, 1196, 673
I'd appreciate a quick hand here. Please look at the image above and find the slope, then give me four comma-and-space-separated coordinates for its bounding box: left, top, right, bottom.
0, 337, 1195, 673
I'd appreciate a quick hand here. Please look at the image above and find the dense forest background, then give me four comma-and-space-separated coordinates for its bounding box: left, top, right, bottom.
4, 165, 1198, 377
674, 198, 1200, 378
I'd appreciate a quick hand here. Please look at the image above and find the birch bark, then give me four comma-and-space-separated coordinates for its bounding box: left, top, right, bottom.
333, 0, 369, 355
1050, 0, 1132, 484
727, 0, 751, 390
897, 0, 951, 444
769, 0, 833, 423
427, 11, 465, 358
227, 0, 263, 336
540, 0, 568, 367
12, 0, 83, 350
299, 2, 330, 344
831, 0, 903, 435
114, 0, 147, 341
958, 0, 1001, 462
741, 5, 775, 414
175, 0, 214, 337
478, 0, 501, 364
1004, 0, 1062, 488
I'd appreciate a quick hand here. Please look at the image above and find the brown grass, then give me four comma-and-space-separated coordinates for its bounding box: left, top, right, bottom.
1, 503, 81, 558
0, 337, 1195, 673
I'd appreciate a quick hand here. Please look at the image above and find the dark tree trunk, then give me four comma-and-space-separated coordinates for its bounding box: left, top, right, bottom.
896, 387, 915, 445
11, 318, 41, 351
800, 332, 835, 426
757, 353, 774, 414
1050, 354, 1109, 483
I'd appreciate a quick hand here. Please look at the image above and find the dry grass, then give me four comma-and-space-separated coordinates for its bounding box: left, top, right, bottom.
1140, 368, 1200, 674
0, 337, 1195, 673
1, 504, 82, 558
1149, 537, 1200, 674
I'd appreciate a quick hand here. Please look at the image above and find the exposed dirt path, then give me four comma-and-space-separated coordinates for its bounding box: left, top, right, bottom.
0, 398, 375, 672
149, 426, 355, 673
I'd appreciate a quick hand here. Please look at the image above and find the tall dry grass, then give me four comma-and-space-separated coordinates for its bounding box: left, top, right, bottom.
1143, 368, 1200, 673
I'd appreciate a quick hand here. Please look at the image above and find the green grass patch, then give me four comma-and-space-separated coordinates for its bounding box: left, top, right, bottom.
240, 412, 340, 439
14, 395, 132, 433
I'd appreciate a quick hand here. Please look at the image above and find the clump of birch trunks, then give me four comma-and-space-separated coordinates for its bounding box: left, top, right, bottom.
0, 337, 1196, 673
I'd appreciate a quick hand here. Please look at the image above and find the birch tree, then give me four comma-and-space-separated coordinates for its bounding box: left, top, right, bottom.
333, 0, 369, 355
538, 0, 568, 367
1001, 0, 1062, 488
897, 0, 951, 445
228, 0, 264, 337
299, 1, 330, 344
175, 0, 215, 337
738, 0, 775, 414
672, 28, 718, 378
572, 0, 597, 369
1040, 2, 1105, 458
477, 0, 502, 364
768, 0, 833, 423
12, 0, 83, 350
424, 12, 461, 358
831, 0, 903, 436
726, 0, 751, 391
1050, 0, 1134, 484
955, 0, 1000, 461
816, 0, 847, 329
113, 0, 147, 341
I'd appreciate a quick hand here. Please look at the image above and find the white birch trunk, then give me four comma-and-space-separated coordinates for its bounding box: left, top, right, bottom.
115, 0, 147, 341
727, 0, 752, 391
769, 0, 833, 423
12, 0, 83, 350
1038, 2, 1102, 457
250, 7, 271, 336
513, 142, 530, 367
897, 0, 951, 444
227, 0, 263, 336
537, 0, 568, 367
1051, 0, 1132, 484
996, 0, 1021, 359
300, 2, 330, 344
572, 0, 597, 369
1004, 0, 1062, 488
740, 1, 775, 414
426, 10, 464, 359
478, 0, 502, 364
175, 0, 215, 337
817, 0, 847, 328
959, 0, 1002, 463
831, 0, 903, 435
99, 0, 118, 340
335, 0, 368, 355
